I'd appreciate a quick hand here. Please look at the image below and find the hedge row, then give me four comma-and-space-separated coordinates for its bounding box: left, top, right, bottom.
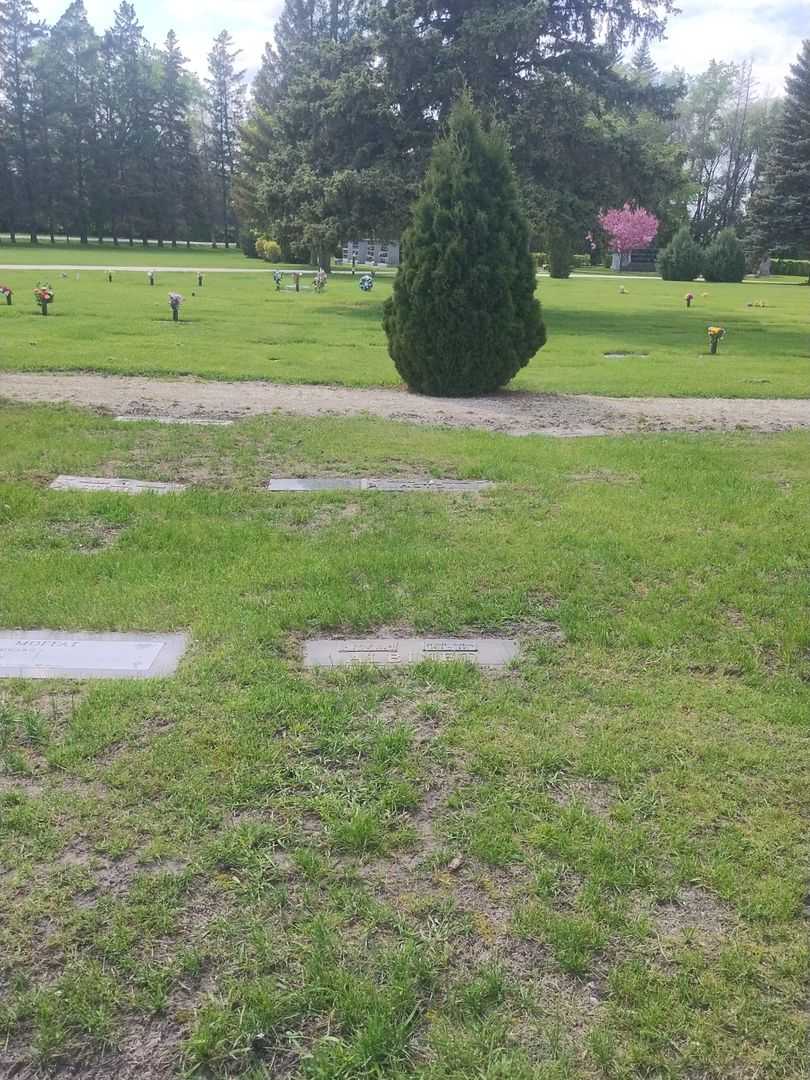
771, 258, 810, 276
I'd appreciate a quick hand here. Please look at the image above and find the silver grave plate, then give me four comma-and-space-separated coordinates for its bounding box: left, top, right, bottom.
268, 478, 492, 492
50, 475, 187, 494
303, 637, 518, 668
0, 630, 189, 679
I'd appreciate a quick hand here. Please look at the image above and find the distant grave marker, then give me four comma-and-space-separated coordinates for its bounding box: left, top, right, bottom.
114, 416, 234, 426
304, 637, 518, 668
50, 475, 187, 494
0, 630, 188, 679
268, 478, 492, 493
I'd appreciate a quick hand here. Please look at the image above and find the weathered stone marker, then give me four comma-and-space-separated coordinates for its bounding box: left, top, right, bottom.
303, 637, 518, 668
268, 478, 492, 493
50, 475, 187, 494
0, 630, 188, 679
115, 415, 234, 426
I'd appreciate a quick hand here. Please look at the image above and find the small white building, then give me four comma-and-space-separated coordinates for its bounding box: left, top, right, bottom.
341, 239, 400, 267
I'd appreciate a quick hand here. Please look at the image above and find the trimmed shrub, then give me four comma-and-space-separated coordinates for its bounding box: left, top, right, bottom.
771, 257, 810, 276
548, 236, 572, 279
657, 227, 703, 280
240, 230, 258, 259
572, 254, 591, 269
383, 94, 545, 396
255, 237, 282, 263
703, 228, 746, 282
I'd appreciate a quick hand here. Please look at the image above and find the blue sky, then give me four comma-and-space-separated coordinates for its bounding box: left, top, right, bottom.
36, 0, 800, 97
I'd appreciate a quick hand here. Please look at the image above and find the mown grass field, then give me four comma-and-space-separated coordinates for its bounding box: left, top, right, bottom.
0, 262, 807, 397
0, 242, 252, 269
1, 402, 810, 1077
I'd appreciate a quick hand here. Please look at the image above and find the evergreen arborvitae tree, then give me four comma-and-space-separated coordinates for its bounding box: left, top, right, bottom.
703, 227, 746, 282
746, 40, 810, 264
656, 225, 703, 280
383, 95, 546, 396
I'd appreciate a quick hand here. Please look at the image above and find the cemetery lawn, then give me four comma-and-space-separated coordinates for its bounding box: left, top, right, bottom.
0, 242, 252, 268
1, 268, 808, 398
2, 402, 810, 1078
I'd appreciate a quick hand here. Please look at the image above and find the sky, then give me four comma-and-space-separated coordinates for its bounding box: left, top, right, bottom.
35, 0, 800, 97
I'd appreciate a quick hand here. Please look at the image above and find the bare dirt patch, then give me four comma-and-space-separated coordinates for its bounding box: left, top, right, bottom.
4, 372, 810, 437
47, 519, 125, 553
649, 886, 735, 942
549, 779, 616, 818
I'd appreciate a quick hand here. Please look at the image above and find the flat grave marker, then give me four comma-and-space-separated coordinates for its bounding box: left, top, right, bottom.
115, 415, 234, 426
268, 478, 492, 493
50, 475, 187, 494
304, 637, 518, 668
0, 630, 188, 679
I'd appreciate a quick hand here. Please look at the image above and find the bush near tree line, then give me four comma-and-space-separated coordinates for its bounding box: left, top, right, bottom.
384, 95, 545, 396
255, 237, 283, 262
771, 257, 810, 276
702, 228, 747, 283
532, 252, 591, 271
657, 226, 747, 282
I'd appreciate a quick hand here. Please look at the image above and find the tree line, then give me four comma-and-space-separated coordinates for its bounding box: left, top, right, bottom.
0, 0, 245, 246
2, 0, 806, 267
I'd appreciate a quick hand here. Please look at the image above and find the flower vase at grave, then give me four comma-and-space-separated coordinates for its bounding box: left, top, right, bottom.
40, 301, 48, 315
3, 293, 11, 306
294, 273, 301, 293
107, 272, 113, 283
197, 273, 203, 287
710, 337, 718, 355
172, 307, 178, 322
148, 272, 155, 286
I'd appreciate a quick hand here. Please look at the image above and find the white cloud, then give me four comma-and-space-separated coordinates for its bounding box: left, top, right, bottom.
649, 0, 799, 96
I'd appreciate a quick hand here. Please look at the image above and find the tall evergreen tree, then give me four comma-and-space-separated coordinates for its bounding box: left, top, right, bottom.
631, 36, 659, 84
747, 40, 810, 263
0, 0, 44, 241
45, 1, 99, 243
155, 30, 196, 246
104, 3, 156, 244
205, 30, 245, 247
383, 95, 545, 396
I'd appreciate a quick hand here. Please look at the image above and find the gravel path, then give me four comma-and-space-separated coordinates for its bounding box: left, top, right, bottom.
2, 371, 810, 437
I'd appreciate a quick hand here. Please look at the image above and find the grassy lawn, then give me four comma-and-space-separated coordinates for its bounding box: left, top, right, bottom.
1, 403, 810, 1077
0, 268, 807, 397
0, 241, 254, 269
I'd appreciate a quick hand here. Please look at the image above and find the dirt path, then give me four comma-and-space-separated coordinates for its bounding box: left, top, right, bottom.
2, 371, 810, 437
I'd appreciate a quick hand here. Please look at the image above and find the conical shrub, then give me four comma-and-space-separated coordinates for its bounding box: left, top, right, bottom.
383, 95, 546, 396
703, 228, 746, 282
657, 227, 703, 281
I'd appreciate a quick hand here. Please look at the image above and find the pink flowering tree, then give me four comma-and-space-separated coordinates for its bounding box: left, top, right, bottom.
597, 205, 659, 270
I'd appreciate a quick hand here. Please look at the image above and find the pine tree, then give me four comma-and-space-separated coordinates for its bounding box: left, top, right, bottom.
155, 30, 195, 246
747, 40, 810, 264
45, 1, 99, 244
205, 30, 245, 247
104, 3, 157, 244
383, 95, 546, 396
631, 36, 659, 85
0, 0, 44, 242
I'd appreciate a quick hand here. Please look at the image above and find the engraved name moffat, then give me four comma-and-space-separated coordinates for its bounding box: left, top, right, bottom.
0, 632, 188, 679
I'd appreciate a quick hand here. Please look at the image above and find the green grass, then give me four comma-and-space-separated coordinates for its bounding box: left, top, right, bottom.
1, 402, 810, 1076
0, 240, 254, 268
0, 268, 807, 396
